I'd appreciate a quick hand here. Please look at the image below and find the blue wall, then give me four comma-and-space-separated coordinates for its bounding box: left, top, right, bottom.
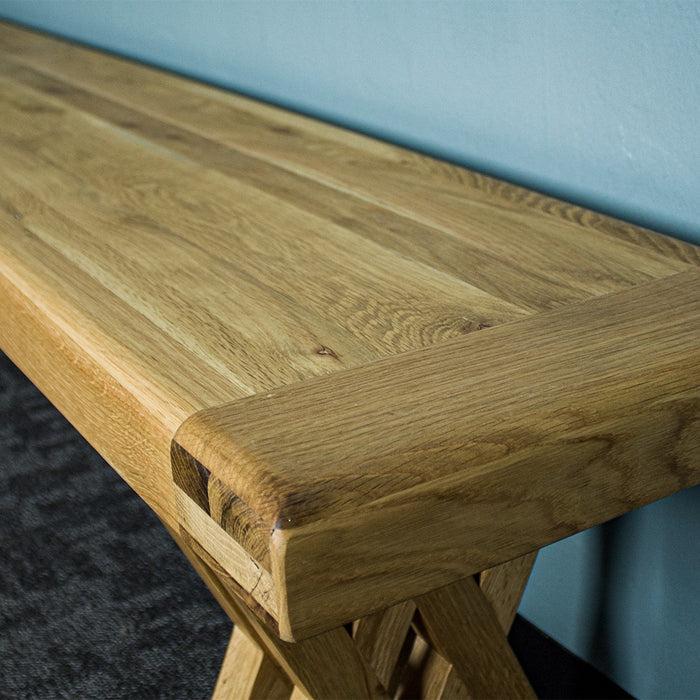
1, 1, 698, 696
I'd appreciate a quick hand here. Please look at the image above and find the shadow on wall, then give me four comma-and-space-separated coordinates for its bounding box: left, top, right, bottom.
581, 484, 700, 698
589, 516, 630, 678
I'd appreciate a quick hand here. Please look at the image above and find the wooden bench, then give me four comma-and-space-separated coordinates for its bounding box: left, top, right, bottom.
1, 21, 698, 698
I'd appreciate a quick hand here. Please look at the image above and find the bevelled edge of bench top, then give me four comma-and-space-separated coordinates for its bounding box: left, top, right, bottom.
172, 270, 700, 640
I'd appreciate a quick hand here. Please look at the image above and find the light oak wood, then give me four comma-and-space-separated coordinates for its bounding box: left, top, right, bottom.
353, 600, 416, 694
213, 626, 293, 700
170, 524, 389, 699
165, 523, 274, 655
0, 20, 695, 537
393, 632, 471, 700
480, 552, 539, 632
1, 20, 699, 699
0, 22, 696, 279
399, 553, 537, 700
214, 583, 390, 700
174, 483, 279, 619
416, 576, 535, 698
0, 55, 690, 317
175, 270, 700, 639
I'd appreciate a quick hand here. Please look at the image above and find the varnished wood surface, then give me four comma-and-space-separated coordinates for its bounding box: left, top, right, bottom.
175, 515, 538, 699
416, 576, 535, 698
175, 271, 700, 639
0, 21, 698, 645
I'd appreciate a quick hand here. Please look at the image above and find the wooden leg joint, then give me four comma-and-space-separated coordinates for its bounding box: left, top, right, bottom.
168, 524, 538, 699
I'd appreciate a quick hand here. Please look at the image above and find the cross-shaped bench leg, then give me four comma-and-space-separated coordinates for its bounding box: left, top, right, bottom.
168, 523, 538, 699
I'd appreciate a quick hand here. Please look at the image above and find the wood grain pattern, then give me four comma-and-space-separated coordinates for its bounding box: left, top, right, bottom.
170, 523, 387, 699
176, 270, 700, 526
401, 555, 537, 700
174, 484, 278, 620
222, 593, 390, 700
0, 20, 696, 278
0, 57, 626, 318
0, 21, 698, 668
175, 271, 700, 639
0, 252, 184, 526
416, 576, 535, 698
417, 649, 469, 700
480, 552, 538, 632
0, 73, 522, 367
213, 626, 293, 700
164, 523, 274, 656
353, 600, 416, 694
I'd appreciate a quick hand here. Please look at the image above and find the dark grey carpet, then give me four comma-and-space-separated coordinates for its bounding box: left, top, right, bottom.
0, 351, 230, 699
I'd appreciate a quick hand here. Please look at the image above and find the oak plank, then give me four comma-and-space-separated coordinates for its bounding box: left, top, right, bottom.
0, 249, 184, 527
174, 484, 278, 620
395, 635, 469, 700
172, 523, 388, 699
171, 524, 390, 699
0, 54, 688, 315
175, 271, 700, 638
0, 20, 694, 276
165, 524, 274, 651
216, 586, 390, 700
419, 654, 469, 700
176, 270, 700, 525
255, 627, 390, 700
1, 20, 696, 546
0, 21, 698, 658
0, 73, 526, 369
0, 49, 522, 531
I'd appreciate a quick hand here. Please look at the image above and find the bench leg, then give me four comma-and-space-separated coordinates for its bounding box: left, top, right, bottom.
414, 573, 534, 698
480, 551, 539, 632
166, 523, 387, 698
167, 522, 538, 699
213, 626, 293, 700
393, 552, 537, 699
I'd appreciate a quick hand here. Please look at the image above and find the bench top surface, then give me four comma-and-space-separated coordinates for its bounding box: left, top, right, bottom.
1, 22, 699, 640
